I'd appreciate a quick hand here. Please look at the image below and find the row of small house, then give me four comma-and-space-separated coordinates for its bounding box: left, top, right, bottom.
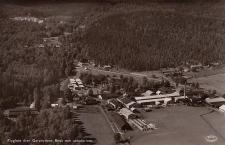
68, 78, 85, 91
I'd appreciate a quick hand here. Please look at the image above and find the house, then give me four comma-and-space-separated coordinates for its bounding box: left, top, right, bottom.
205, 97, 225, 107
180, 90, 205, 98
38, 20, 44, 24
98, 93, 119, 100
103, 65, 112, 71
158, 87, 175, 94
219, 105, 225, 115
113, 113, 132, 131
117, 96, 140, 108
51, 103, 59, 107
66, 102, 81, 109
78, 62, 89, 67
141, 90, 154, 96
108, 99, 123, 109
119, 108, 137, 119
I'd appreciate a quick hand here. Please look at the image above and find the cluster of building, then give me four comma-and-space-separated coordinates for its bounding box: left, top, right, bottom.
9, 16, 44, 24
68, 78, 85, 91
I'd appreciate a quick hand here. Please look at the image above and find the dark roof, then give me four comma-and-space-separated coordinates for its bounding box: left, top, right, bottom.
180, 90, 205, 96
114, 113, 132, 130
100, 93, 119, 100
118, 96, 133, 104
8, 107, 37, 112
126, 92, 140, 97
159, 87, 175, 94
109, 99, 122, 108
8, 108, 39, 117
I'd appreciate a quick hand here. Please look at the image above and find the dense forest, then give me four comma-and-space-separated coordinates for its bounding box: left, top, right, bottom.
0, 19, 80, 109
0, 107, 86, 145
84, 11, 225, 71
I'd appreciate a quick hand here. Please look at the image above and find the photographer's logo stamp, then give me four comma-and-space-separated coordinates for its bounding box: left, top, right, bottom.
205, 135, 217, 142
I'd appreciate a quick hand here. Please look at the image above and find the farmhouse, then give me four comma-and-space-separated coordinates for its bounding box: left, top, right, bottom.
205, 97, 225, 107
107, 99, 123, 109
141, 90, 154, 96
114, 113, 132, 131
119, 108, 137, 119
117, 96, 140, 108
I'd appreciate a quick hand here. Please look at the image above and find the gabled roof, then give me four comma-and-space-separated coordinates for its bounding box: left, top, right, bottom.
206, 97, 225, 103
100, 93, 119, 100
109, 99, 122, 108
141, 90, 154, 96
219, 105, 225, 111
159, 87, 175, 94
114, 113, 131, 130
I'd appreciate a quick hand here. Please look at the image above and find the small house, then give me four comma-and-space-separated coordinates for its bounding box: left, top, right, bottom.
108, 99, 123, 109
119, 108, 137, 119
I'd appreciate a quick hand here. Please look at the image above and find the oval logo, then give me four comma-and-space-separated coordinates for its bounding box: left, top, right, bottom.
205, 135, 217, 142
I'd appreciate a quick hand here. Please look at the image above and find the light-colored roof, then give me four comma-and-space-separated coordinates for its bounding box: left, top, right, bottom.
126, 101, 136, 108
119, 108, 134, 118
30, 102, 35, 108
70, 79, 75, 82
137, 98, 172, 104
77, 82, 83, 85
206, 97, 225, 103
141, 90, 154, 96
75, 79, 82, 82
219, 105, 225, 110
135, 92, 180, 101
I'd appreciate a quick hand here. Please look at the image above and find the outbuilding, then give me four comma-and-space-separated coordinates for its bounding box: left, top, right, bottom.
205, 97, 225, 107
114, 113, 132, 131
219, 105, 225, 115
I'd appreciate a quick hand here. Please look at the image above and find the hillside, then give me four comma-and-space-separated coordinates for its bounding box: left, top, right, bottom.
83, 2, 225, 71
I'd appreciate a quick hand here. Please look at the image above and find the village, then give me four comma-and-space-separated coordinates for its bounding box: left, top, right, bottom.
3, 59, 225, 144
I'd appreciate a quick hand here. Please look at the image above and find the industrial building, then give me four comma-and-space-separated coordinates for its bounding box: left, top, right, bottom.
135, 92, 180, 105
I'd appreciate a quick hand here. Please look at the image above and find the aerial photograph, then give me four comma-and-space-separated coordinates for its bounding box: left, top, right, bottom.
0, 0, 224, 145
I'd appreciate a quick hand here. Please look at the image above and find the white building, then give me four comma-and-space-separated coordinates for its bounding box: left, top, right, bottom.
119, 108, 136, 119
219, 105, 225, 115
135, 92, 180, 105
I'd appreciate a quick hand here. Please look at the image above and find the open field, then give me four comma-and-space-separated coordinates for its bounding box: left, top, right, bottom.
189, 73, 225, 95
185, 67, 225, 78
78, 112, 114, 145
127, 106, 225, 145
202, 110, 225, 139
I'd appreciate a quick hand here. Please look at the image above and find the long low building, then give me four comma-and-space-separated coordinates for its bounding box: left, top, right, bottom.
135, 92, 180, 101
6, 107, 39, 118
135, 92, 180, 105
205, 97, 225, 107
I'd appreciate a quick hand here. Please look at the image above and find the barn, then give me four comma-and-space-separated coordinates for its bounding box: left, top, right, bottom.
114, 113, 132, 131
